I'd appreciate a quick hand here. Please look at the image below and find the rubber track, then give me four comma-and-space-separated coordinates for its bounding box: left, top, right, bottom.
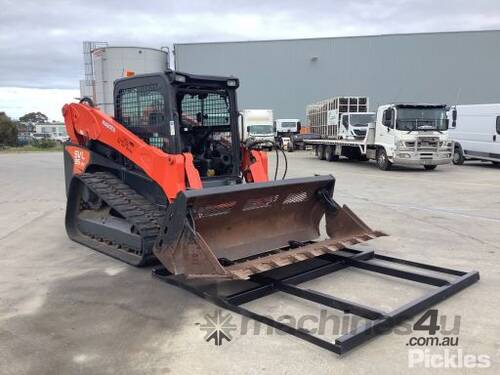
76, 171, 164, 264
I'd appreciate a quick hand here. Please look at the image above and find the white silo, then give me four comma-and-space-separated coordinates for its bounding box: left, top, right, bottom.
91, 46, 169, 115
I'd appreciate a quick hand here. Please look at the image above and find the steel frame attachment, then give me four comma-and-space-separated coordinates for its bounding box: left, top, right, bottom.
152, 248, 479, 355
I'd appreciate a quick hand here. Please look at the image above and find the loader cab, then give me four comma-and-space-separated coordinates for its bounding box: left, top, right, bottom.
114, 71, 241, 185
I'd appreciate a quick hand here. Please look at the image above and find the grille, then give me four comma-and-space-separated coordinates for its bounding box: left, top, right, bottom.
195, 201, 237, 218
116, 84, 165, 130
417, 137, 439, 151
283, 191, 309, 205
148, 137, 167, 149
242, 195, 279, 211
179, 92, 230, 127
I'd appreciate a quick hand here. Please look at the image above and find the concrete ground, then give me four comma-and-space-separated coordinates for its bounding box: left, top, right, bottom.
0, 151, 499, 375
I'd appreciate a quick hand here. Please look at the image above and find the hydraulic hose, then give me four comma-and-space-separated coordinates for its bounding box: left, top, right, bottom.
244, 139, 288, 180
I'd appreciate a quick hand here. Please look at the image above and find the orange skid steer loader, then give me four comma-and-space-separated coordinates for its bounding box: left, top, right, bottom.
62, 70, 478, 354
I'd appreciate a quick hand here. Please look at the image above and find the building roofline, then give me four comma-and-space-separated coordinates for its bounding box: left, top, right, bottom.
92, 46, 168, 54
173, 29, 500, 47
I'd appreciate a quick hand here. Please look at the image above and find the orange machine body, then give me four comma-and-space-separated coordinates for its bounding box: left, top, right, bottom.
63, 103, 268, 201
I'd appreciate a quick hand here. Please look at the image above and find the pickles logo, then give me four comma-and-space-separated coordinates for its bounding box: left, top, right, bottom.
199, 310, 237, 346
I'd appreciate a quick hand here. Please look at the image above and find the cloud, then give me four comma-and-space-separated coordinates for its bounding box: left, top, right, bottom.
0, 87, 79, 120
1, 0, 500, 119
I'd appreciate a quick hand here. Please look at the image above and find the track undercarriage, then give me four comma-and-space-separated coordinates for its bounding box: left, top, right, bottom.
65, 171, 165, 266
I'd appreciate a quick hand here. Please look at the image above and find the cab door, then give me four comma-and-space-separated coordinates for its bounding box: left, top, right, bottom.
339, 113, 349, 138
377, 107, 396, 153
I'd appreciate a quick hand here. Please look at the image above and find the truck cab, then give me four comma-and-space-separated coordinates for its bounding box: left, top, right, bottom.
275, 118, 301, 136
240, 109, 275, 146
275, 118, 301, 147
371, 104, 453, 170
339, 112, 376, 139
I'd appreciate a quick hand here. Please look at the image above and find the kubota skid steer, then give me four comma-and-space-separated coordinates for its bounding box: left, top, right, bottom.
63, 70, 478, 354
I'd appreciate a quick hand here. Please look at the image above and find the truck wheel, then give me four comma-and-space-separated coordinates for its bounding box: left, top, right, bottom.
287, 142, 294, 153
424, 165, 437, 170
318, 145, 326, 160
452, 145, 465, 165
376, 148, 392, 171
325, 146, 338, 161
492, 161, 500, 166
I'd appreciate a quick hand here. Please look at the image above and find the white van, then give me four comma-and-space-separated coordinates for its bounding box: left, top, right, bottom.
449, 104, 500, 165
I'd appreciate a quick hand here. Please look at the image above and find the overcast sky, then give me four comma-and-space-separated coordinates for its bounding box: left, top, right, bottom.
1, 0, 500, 120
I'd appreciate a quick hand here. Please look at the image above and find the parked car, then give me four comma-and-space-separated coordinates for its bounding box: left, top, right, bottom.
52, 135, 70, 144
449, 104, 500, 165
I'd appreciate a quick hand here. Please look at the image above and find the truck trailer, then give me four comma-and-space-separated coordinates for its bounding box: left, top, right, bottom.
305, 103, 453, 170
307, 96, 372, 140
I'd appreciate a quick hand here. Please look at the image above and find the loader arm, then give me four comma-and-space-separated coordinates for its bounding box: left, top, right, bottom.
63, 102, 203, 201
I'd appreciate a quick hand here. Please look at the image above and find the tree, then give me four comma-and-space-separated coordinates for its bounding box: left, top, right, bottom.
19, 111, 48, 124
0, 112, 18, 146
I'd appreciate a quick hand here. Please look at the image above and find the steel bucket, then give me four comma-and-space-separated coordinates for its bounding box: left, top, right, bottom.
153, 175, 385, 279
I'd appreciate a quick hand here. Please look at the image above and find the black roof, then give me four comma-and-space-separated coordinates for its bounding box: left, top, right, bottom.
394, 103, 447, 109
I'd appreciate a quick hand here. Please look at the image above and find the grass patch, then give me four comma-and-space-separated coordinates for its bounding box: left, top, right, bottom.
0, 144, 64, 153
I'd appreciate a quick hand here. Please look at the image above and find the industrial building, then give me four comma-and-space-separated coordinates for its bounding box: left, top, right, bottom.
34, 122, 67, 139
174, 30, 500, 122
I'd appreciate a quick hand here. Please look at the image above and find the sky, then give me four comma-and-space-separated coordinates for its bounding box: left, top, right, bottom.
1, 0, 500, 121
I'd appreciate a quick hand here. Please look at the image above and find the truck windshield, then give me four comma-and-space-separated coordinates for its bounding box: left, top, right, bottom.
396, 108, 448, 131
249, 125, 273, 134
350, 114, 375, 126
280, 122, 297, 128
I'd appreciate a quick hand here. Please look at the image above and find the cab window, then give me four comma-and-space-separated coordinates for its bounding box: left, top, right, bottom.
342, 115, 349, 128
382, 109, 394, 128
116, 84, 165, 131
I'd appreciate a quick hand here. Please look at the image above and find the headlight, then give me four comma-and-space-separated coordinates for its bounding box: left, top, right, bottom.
398, 140, 412, 149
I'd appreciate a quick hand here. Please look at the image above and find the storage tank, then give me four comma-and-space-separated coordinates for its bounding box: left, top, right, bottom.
92, 46, 169, 115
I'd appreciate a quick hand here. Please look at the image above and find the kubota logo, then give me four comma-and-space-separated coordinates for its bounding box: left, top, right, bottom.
102, 120, 115, 133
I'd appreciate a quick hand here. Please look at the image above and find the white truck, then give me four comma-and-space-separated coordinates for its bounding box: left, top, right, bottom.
274, 118, 301, 147
305, 103, 453, 170
307, 96, 373, 140
448, 104, 500, 165
275, 119, 301, 136
239, 109, 275, 147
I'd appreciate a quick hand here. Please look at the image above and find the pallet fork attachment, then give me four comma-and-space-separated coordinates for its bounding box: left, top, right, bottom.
153, 248, 479, 355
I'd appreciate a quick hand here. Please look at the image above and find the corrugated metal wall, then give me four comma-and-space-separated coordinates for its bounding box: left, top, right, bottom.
174, 30, 500, 122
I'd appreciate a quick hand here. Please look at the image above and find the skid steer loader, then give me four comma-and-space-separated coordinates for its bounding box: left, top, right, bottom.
62, 70, 478, 354
63, 70, 383, 278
